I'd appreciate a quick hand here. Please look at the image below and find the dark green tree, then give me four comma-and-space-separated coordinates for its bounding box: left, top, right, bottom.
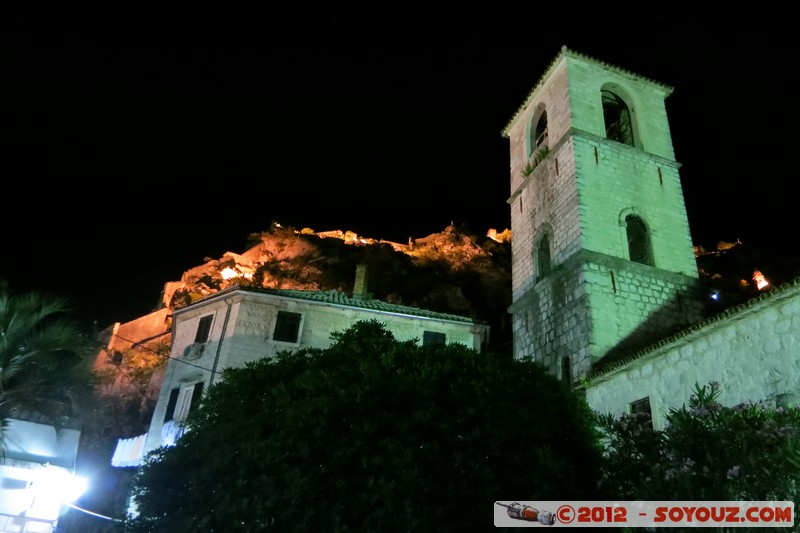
0, 279, 96, 445
124, 320, 603, 532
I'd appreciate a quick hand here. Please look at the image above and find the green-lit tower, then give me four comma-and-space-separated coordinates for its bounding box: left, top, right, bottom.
503, 47, 703, 383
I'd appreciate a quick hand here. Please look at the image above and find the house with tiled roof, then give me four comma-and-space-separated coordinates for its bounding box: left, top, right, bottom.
112, 265, 489, 465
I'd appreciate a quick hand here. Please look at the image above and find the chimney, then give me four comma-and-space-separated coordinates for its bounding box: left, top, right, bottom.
353, 264, 370, 300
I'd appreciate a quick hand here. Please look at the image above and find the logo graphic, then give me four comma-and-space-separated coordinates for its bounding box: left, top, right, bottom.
495, 501, 794, 528
496, 502, 556, 525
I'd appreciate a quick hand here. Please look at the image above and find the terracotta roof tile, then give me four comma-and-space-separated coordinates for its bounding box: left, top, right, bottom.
194, 286, 477, 324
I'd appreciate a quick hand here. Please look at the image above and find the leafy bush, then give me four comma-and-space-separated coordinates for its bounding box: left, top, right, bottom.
598, 382, 799, 529
124, 320, 603, 532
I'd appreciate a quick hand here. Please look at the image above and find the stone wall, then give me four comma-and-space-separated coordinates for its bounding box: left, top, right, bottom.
584, 279, 800, 428
93, 307, 172, 397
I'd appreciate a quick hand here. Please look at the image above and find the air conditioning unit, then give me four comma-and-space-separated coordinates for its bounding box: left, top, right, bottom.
183, 343, 206, 360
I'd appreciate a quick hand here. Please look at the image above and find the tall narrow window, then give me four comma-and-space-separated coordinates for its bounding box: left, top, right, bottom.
273, 311, 302, 343
194, 315, 213, 343
533, 111, 548, 149
625, 215, 653, 266
602, 90, 634, 147
561, 356, 572, 385
528, 106, 548, 158
163, 388, 179, 423
163, 382, 205, 423
536, 234, 551, 281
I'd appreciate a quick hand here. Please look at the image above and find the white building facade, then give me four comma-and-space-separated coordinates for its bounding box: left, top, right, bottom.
111, 283, 489, 466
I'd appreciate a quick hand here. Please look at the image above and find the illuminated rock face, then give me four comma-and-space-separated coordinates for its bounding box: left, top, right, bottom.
503, 48, 704, 381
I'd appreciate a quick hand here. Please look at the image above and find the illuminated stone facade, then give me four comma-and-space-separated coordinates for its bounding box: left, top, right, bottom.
504, 47, 799, 421
504, 47, 703, 382
585, 279, 800, 428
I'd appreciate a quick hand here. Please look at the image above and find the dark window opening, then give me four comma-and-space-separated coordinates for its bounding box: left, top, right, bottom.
273, 311, 302, 343
194, 315, 213, 343
163, 382, 205, 424
423, 331, 446, 347
602, 90, 634, 147
533, 111, 548, 150
536, 234, 552, 281
163, 388, 179, 423
561, 356, 572, 384
188, 382, 204, 415
625, 215, 653, 266
630, 397, 653, 430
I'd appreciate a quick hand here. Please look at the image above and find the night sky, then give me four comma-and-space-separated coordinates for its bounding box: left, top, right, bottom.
3, 1, 797, 328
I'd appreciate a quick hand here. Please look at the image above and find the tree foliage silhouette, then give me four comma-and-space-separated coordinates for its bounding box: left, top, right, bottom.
0, 280, 95, 446
125, 320, 602, 532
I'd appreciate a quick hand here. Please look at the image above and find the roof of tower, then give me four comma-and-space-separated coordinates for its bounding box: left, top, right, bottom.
501, 45, 675, 138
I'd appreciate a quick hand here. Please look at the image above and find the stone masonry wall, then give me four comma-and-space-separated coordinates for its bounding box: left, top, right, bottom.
509, 255, 592, 379
583, 250, 704, 364
573, 136, 697, 278
510, 137, 581, 300
585, 280, 800, 428
510, 249, 705, 382
564, 53, 675, 161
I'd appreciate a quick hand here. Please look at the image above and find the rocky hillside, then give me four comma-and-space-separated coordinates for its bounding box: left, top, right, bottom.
149, 225, 800, 357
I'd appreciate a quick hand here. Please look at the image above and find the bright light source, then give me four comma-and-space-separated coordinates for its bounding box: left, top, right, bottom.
220, 267, 238, 280
221, 266, 254, 280
710, 291, 719, 301
37, 467, 88, 502
753, 270, 769, 290
63, 475, 88, 502
27, 467, 89, 520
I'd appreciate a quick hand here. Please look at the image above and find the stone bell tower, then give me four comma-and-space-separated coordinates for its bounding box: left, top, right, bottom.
503, 46, 704, 383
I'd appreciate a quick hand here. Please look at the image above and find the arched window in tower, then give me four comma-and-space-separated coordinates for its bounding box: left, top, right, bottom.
625, 214, 653, 266
536, 233, 552, 281
602, 89, 634, 147
528, 106, 548, 159
533, 110, 548, 149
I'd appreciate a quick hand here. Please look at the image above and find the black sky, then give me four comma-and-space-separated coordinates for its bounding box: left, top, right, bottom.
3, 1, 797, 328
